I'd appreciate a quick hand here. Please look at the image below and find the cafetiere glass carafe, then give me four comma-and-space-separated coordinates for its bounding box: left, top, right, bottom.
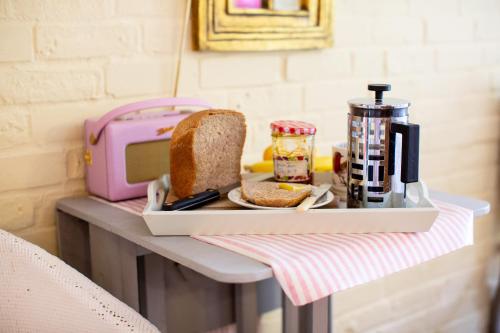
347, 84, 420, 208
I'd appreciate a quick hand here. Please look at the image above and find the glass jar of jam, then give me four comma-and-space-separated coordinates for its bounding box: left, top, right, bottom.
271, 120, 316, 183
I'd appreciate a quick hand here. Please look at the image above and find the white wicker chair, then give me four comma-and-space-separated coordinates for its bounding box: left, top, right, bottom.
0, 229, 160, 333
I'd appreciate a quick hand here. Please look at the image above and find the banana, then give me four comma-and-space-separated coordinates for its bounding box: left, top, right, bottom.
244, 160, 274, 173
245, 156, 333, 173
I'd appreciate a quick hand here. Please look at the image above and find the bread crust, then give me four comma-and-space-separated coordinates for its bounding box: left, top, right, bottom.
170, 109, 246, 198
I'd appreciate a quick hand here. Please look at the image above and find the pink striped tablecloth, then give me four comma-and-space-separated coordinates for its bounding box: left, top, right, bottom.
97, 197, 474, 306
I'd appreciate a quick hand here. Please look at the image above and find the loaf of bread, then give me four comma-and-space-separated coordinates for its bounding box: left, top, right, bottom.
241, 181, 312, 207
170, 110, 246, 198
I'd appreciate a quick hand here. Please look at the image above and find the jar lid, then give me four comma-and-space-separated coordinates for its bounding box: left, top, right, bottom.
271, 120, 317, 135
348, 84, 410, 110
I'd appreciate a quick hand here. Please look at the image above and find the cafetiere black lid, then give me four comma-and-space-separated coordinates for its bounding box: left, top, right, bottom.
348, 84, 410, 117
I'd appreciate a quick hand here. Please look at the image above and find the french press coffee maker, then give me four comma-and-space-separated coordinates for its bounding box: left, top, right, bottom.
347, 84, 420, 208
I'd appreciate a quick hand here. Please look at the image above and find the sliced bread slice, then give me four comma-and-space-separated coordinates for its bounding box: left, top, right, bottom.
170, 110, 246, 198
241, 181, 312, 208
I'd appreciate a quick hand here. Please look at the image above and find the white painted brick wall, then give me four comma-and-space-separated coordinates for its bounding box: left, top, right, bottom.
36, 23, 139, 59
351, 48, 385, 77
436, 45, 483, 71
477, 18, 500, 41
333, 17, 372, 46
0, 151, 66, 191
30, 99, 123, 144
493, 68, 500, 92
409, 0, 460, 16
425, 17, 475, 43
15, 226, 58, 254
483, 43, 500, 65
461, 0, 500, 16
0, 196, 35, 231
372, 17, 423, 45
116, 0, 177, 17
386, 46, 435, 74
5, 0, 113, 20
228, 85, 303, 118
106, 59, 172, 97
0, 67, 102, 104
200, 55, 283, 88
143, 20, 182, 54
0, 1, 498, 332
0, 23, 33, 62
336, 0, 410, 16
0, 1, 7, 18
66, 147, 85, 179
287, 49, 351, 81
0, 106, 30, 149
304, 80, 367, 110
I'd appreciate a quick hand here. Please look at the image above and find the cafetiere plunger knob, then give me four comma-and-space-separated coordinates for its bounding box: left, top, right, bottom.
368, 84, 391, 103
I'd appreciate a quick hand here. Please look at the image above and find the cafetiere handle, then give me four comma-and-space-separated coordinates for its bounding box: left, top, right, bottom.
390, 122, 420, 183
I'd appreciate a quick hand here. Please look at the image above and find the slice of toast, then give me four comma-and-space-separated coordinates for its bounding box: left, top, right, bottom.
241, 181, 312, 208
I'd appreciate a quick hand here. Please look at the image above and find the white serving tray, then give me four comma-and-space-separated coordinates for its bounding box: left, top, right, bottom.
142, 173, 439, 236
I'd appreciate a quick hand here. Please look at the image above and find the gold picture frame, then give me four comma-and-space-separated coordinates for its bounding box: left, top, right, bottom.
193, 0, 333, 51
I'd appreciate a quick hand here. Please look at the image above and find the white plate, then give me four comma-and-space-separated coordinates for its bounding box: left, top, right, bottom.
228, 186, 334, 210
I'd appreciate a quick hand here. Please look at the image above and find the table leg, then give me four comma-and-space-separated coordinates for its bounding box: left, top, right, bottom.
56, 210, 91, 278
488, 265, 500, 333
236, 283, 259, 333
142, 254, 234, 333
143, 254, 168, 332
282, 293, 332, 333
88, 224, 141, 312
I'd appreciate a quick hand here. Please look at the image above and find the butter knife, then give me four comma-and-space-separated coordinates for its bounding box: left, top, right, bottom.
162, 173, 273, 211
162, 182, 239, 211
296, 183, 332, 212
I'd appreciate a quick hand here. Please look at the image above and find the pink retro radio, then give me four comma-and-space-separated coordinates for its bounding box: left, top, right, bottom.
84, 98, 212, 201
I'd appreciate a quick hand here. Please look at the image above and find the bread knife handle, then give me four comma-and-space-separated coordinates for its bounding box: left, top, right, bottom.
162, 189, 221, 211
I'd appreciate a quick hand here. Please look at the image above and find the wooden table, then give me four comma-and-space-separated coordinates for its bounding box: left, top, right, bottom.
56, 191, 490, 333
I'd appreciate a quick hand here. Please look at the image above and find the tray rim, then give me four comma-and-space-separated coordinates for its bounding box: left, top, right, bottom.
142, 175, 440, 235
143, 197, 439, 216
142, 197, 440, 236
